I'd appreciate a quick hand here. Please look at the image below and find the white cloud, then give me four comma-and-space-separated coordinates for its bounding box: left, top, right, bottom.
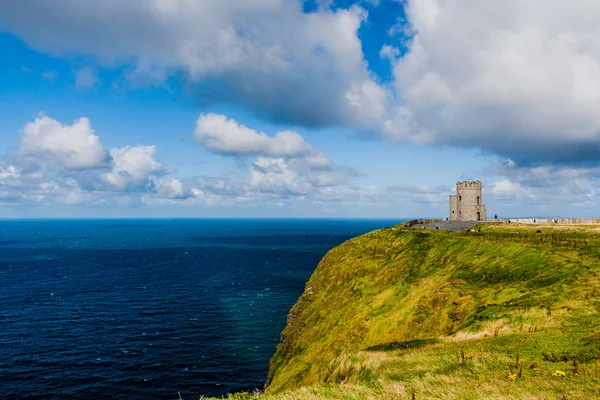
489, 179, 534, 200
12, 109, 600, 215
192, 114, 350, 196
303, 151, 331, 169
194, 113, 313, 157
385, 0, 600, 163
344, 80, 389, 126
248, 157, 313, 195
485, 158, 600, 215
19, 115, 108, 169
379, 45, 400, 61
1, 113, 357, 208
150, 177, 187, 199
0, 115, 171, 206
245, 153, 346, 196
387, 16, 415, 38
0, 165, 20, 181
102, 145, 163, 190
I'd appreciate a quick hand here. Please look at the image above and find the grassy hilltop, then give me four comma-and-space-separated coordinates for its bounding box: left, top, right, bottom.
208, 223, 600, 399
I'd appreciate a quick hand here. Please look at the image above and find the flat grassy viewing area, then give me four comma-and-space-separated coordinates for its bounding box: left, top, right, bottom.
207, 222, 600, 400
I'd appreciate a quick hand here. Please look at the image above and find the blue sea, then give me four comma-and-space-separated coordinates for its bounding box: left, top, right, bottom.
0, 219, 400, 399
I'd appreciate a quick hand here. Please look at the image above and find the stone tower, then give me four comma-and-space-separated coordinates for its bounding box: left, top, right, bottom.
449, 180, 486, 221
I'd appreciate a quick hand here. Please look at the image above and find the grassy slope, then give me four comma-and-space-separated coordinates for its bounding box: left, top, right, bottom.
207, 224, 600, 399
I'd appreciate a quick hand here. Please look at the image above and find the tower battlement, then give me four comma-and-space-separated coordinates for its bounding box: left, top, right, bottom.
456, 180, 482, 190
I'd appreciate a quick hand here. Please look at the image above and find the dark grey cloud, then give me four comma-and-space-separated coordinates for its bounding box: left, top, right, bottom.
0, 0, 385, 128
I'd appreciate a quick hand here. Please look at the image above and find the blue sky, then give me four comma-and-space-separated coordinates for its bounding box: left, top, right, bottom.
1, 0, 600, 218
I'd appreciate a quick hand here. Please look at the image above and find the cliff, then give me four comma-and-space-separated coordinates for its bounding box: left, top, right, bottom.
213, 223, 600, 399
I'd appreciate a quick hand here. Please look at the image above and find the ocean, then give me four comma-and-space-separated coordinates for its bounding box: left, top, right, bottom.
0, 219, 401, 399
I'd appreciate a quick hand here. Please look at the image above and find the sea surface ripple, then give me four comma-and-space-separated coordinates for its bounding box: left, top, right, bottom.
0, 219, 399, 399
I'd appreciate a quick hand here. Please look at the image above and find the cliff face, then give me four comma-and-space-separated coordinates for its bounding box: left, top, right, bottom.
264, 225, 600, 394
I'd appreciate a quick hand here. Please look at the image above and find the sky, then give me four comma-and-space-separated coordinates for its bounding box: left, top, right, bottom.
1, 0, 600, 218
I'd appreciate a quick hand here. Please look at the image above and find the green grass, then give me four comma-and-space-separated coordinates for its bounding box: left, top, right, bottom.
199, 223, 600, 399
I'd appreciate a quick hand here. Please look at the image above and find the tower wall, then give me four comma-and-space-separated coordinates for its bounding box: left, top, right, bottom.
454, 181, 486, 221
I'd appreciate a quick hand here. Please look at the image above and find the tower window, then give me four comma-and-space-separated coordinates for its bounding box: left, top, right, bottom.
477, 196, 480, 205
458, 196, 462, 201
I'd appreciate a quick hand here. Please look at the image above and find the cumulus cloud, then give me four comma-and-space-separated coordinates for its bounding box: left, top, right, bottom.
192, 114, 350, 197
247, 156, 340, 196
14, 113, 595, 215
19, 115, 108, 169
0, 113, 364, 209
102, 146, 164, 190
485, 157, 600, 214
384, 0, 600, 163
248, 157, 310, 195
0, 1, 384, 127
149, 177, 187, 199
0, 115, 171, 206
194, 113, 313, 157
489, 179, 534, 201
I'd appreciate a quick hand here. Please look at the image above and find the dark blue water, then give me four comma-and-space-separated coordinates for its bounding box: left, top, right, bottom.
0, 219, 400, 399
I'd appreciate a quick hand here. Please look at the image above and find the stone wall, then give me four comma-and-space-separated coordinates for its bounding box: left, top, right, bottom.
449, 195, 458, 221
498, 218, 600, 224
